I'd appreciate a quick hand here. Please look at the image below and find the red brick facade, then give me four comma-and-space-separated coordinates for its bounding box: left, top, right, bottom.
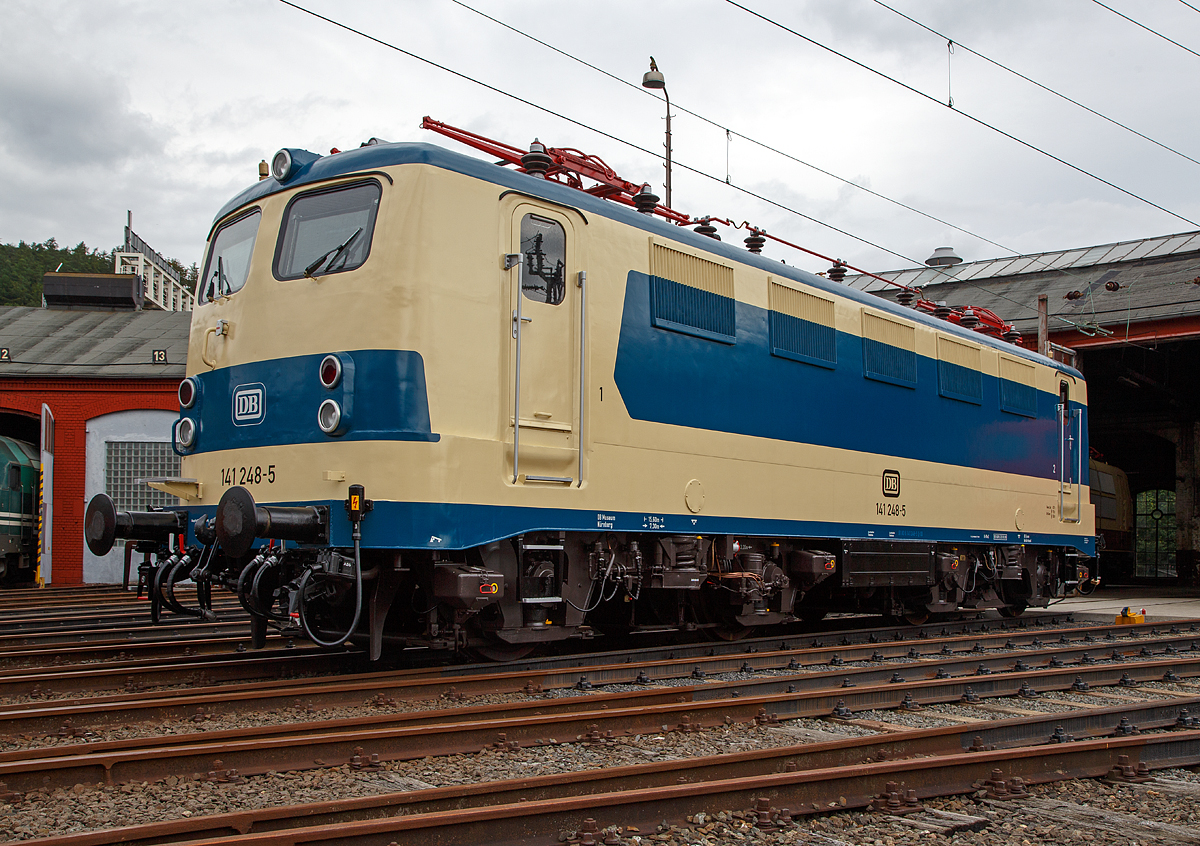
0, 378, 177, 584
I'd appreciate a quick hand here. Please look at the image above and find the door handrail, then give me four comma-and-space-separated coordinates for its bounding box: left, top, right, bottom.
577, 270, 586, 487
1058, 404, 1083, 524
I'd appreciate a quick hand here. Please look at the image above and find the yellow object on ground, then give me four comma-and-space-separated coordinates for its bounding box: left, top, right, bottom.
1115, 606, 1145, 625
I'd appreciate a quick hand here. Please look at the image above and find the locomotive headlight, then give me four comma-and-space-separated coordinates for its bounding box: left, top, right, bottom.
270, 149, 294, 182
178, 376, 199, 409
317, 399, 343, 435
175, 417, 197, 449
318, 354, 342, 389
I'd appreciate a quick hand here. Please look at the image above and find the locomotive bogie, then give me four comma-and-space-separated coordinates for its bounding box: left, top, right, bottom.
87, 141, 1094, 655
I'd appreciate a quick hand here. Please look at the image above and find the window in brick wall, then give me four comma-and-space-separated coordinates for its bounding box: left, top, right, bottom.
104, 441, 180, 511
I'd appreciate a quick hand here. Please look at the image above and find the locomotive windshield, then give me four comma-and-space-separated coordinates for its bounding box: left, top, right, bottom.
198, 209, 261, 303
274, 181, 380, 280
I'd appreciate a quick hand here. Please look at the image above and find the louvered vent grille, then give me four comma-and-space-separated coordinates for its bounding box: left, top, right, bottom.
862, 311, 917, 387
649, 243, 735, 343
937, 335, 983, 404
768, 280, 836, 366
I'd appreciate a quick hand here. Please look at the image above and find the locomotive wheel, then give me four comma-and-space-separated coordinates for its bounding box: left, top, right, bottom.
469, 639, 539, 662
707, 623, 751, 641
998, 602, 1027, 618
901, 607, 931, 626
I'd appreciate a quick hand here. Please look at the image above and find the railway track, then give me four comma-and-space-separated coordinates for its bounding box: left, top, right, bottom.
2, 588, 1199, 844
0, 617, 1195, 732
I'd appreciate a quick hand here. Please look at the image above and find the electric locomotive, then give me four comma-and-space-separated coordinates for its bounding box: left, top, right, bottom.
0, 435, 39, 584
85, 124, 1094, 658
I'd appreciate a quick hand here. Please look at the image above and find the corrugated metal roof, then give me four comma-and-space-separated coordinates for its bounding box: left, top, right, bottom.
849, 230, 1200, 336
0, 307, 189, 378
851, 229, 1200, 292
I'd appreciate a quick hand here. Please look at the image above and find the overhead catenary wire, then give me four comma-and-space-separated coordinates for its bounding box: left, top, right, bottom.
723, 0, 1199, 228
446, 0, 1038, 262
441, 0, 1149, 332
276, 0, 1126, 333
871, 0, 1200, 169
1090, 0, 1200, 60
444, 0, 1135, 310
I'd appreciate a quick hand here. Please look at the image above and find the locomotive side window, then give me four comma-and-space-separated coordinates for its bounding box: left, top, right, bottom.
520, 214, 566, 305
198, 209, 261, 303
274, 181, 381, 280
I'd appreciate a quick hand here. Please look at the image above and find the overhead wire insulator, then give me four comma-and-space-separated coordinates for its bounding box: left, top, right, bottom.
633, 184, 660, 214
521, 139, 553, 177
1065, 290, 1083, 300
744, 232, 766, 254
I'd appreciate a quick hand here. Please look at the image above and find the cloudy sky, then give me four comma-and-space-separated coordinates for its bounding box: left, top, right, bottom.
2, 0, 1199, 279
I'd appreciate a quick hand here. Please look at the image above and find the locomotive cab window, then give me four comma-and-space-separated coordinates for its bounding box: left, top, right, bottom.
198, 209, 261, 303
274, 181, 381, 280
520, 214, 566, 305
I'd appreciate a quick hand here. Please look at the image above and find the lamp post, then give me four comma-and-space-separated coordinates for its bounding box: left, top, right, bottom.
641, 57, 672, 208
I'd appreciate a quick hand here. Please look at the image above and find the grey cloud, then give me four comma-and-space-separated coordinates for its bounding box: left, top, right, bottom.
0, 49, 169, 168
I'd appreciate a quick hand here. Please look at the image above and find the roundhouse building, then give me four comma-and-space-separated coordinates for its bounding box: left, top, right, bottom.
0, 274, 188, 584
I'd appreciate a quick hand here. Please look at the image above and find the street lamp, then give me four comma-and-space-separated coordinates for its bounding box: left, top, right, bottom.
641, 57, 672, 208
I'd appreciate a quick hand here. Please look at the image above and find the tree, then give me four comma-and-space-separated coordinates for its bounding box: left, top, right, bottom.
0, 238, 198, 307
0, 239, 115, 306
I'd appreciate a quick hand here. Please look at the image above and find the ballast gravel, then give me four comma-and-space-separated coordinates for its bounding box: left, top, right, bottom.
1, 697, 1198, 843
1, 616, 1198, 843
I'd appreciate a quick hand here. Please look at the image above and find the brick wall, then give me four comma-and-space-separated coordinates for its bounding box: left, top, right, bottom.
0, 378, 177, 584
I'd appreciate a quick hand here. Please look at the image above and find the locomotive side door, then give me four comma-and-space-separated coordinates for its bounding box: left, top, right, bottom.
506, 203, 585, 486
1058, 379, 1082, 523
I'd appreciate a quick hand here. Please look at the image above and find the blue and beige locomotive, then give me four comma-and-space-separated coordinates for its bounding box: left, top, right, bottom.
84, 126, 1095, 658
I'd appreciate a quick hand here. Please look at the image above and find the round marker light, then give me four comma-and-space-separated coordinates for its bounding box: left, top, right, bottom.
317, 399, 342, 434
176, 417, 197, 449
271, 149, 294, 182
319, 354, 342, 389
178, 377, 198, 409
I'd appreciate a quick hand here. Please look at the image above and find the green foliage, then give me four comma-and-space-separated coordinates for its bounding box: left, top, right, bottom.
165, 257, 200, 288
0, 239, 200, 307
0, 238, 116, 307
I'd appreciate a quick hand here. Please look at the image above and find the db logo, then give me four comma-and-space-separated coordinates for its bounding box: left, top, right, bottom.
232, 383, 266, 426
882, 469, 900, 498
479, 582, 499, 595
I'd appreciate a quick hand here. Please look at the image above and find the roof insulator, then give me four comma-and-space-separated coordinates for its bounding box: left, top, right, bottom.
521, 139, 553, 178
694, 222, 720, 240
1003, 328, 1023, 343
896, 290, 916, 307
744, 232, 766, 254
828, 261, 847, 283
959, 307, 979, 329
934, 302, 953, 320
633, 184, 660, 214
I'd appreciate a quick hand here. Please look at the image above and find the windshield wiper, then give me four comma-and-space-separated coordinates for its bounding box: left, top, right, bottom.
304, 228, 363, 278
205, 255, 230, 301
